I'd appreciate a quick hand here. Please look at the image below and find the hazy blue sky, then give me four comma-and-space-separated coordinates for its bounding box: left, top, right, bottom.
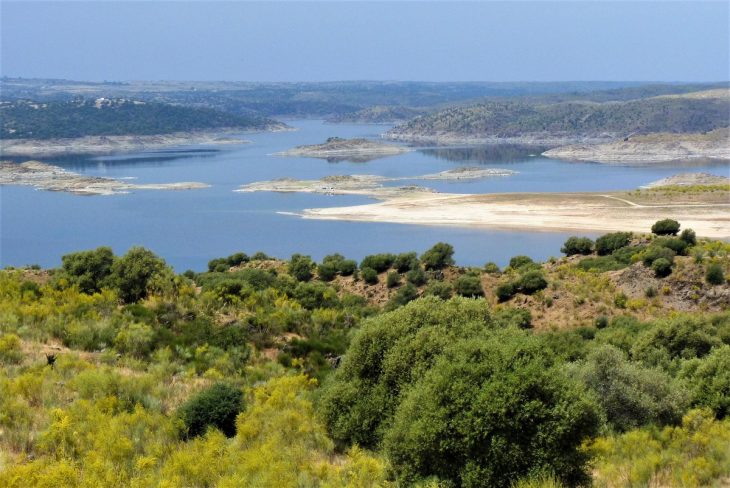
1, 1, 728, 82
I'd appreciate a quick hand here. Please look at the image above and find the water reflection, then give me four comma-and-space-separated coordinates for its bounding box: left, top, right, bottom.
418, 144, 550, 164
41, 149, 219, 171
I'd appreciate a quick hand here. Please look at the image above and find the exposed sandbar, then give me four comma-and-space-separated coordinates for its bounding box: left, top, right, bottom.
300, 189, 730, 238
0, 161, 210, 195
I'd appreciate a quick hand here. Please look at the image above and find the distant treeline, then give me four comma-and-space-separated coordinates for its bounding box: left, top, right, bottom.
0, 98, 276, 139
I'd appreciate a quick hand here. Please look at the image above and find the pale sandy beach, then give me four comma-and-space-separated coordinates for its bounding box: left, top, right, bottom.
300, 190, 730, 238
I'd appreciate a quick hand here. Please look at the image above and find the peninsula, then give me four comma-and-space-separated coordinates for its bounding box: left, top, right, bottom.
0, 161, 210, 195
297, 174, 730, 239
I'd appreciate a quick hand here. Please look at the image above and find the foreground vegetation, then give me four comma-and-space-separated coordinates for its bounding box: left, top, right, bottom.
1, 221, 729, 487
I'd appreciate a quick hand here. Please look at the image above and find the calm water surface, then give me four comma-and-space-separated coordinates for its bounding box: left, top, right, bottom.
2, 120, 728, 270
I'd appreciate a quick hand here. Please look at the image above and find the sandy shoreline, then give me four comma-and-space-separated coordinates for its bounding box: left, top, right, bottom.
300, 190, 730, 238
0, 129, 276, 157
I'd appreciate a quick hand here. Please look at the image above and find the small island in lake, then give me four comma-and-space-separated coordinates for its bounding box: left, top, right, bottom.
275, 137, 411, 162
0, 161, 210, 195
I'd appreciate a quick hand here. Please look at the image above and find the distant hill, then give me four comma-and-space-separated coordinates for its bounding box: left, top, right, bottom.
0, 98, 282, 140
386, 89, 730, 145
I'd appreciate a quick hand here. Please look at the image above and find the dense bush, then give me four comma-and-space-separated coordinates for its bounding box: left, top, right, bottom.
516, 270, 548, 294
423, 281, 453, 299
405, 267, 427, 286
61, 246, 115, 294
360, 254, 395, 273
595, 232, 632, 256
382, 332, 601, 487
317, 262, 337, 282
454, 275, 484, 297
323, 254, 357, 276
496, 282, 516, 302
706, 263, 725, 285
386, 271, 401, 288
360, 267, 378, 285
680, 228, 697, 246
571, 345, 687, 431
492, 307, 532, 329
0, 333, 23, 364
483, 262, 501, 274
652, 218, 681, 236
320, 298, 600, 487
652, 257, 673, 278
561, 236, 594, 256
386, 283, 419, 310
289, 254, 314, 282
640, 245, 675, 267
654, 236, 689, 256
509, 255, 535, 270
420, 243, 455, 270
681, 345, 730, 418
178, 383, 244, 439
393, 252, 419, 272
111, 247, 170, 303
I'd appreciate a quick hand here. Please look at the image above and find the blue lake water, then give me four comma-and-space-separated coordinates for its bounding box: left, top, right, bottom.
2, 120, 728, 271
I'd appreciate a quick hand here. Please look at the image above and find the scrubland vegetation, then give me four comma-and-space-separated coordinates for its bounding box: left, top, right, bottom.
1, 221, 729, 487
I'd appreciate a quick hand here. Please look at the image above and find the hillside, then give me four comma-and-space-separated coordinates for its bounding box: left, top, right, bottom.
385, 90, 730, 145
0, 98, 282, 140
543, 128, 730, 163
1, 229, 729, 487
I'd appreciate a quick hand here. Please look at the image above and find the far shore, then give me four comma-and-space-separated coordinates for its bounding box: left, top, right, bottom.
0, 126, 292, 157
299, 189, 730, 239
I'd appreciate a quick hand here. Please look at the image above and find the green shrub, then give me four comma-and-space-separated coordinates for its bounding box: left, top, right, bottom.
251, 251, 271, 260
595, 316, 609, 329
386, 283, 419, 310
516, 270, 548, 294
114, 322, 155, 357
0, 333, 23, 364
423, 281, 453, 299
337, 259, 357, 276
406, 267, 428, 286
493, 307, 532, 329
317, 263, 337, 282
360, 254, 396, 273
110, 247, 170, 303
386, 271, 401, 288
496, 282, 516, 302
178, 383, 244, 439
361, 267, 378, 285
641, 245, 676, 267
420, 243, 455, 270
571, 345, 687, 432
595, 232, 632, 256
680, 228, 697, 246
393, 252, 419, 272
652, 258, 673, 278
561, 236, 594, 256
454, 275, 484, 297
382, 333, 600, 487
483, 262, 501, 274
509, 255, 534, 270
654, 237, 689, 256
706, 263, 725, 285
651, 218, 680, 236
289, 254, 314, 282
61, 246, 115, 294
681, 345, 730, 418
577, 256, 625, 273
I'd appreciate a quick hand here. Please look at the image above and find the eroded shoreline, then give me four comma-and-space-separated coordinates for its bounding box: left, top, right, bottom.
0, 161, 210, 195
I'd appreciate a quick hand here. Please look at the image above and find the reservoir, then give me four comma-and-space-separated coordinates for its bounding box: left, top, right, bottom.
2, 120, 727, 271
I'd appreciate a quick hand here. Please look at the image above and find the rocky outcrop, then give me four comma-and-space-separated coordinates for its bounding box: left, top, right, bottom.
275, 137, 411, 162
0, 161, 210, 195
543, 129, 730, 163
